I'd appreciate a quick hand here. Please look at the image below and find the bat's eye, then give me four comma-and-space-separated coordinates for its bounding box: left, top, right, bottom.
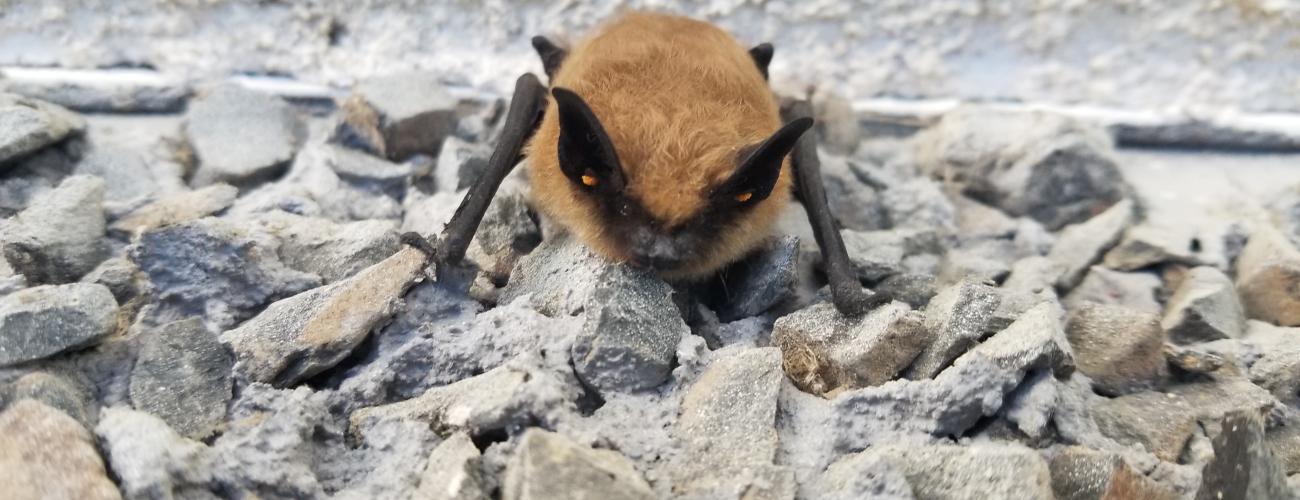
581, 174, 599, 187
734, 191, 753, 203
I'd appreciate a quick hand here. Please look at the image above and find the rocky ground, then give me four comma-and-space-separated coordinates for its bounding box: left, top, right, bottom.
2, 72, 1300, 500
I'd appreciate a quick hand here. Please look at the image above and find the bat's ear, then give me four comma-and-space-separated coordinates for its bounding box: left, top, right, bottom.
551, 87, 625, 193
716, 117, 813, 205
749, 43, 774, 80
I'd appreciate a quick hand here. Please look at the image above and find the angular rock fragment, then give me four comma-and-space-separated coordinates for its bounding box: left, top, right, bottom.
1235, 224, 1300, 326
673, 348, 793, 499
713, 235, 799, 321
873, 273, 937, 309
0, 400, 121, 500
95, 406, 214, 500
464, 192, 541, 285
953, 193, 1019, 238
820, 154, 887, 231
840, 228, 942, 282
572, 266, 686, 395
233, 142, 406, 222
503, 429, 655, 500
0, 93, 84, 168
249, 211, 400, 283
413, 432, 489, 500
1065, 303, 1167, 396
0, 283, 117, 366
73, 143, 160, 216
130, 317, 233, 439
850, 443, 1055, 499
1266, 424, 1300, 476
1003, 256, 1063, 293
833, 303, 1073, 449
0, 371, 95, 426
1103, 224, 1201, 271
1164, 344, 1227, 376
775, 301, 930, 395
500, 233, 613, 316
79, 257, 141, 304
3, 175, 108, 284
1062, 265, 1162, 315
1162, 266, 1245, 343
905, 279, 1001, 379
350, 353, 579, 439
130, 217, 320, 329
1091, 379, 1276, 462
1048, 446, 1177, 500
1048, 199, 1135, 291
881, 177, 957, 233
1197, 411, 1291, 500
1, 67, 189, 113
334, 72, 458, 161
913, 106, 1128, 230
936, 238, 1014, 285
221, 247, 426, 387
109, 183, 238, 236
185, 84, 303, 188
817, 451, 915, 500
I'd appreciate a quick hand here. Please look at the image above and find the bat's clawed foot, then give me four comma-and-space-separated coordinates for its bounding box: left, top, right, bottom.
400, 232, 439, 262
829, 283, 893, 317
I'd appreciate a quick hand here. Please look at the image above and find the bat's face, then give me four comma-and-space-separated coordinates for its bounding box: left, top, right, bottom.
528, 88, 810, 281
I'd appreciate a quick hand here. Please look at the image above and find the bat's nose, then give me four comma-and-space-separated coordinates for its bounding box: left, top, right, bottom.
630, 238, 683, 271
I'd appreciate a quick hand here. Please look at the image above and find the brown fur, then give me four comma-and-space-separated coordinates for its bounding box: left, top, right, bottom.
527, 12, 791, 281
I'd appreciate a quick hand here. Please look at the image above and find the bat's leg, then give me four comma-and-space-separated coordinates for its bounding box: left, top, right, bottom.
402, 73, 547, 275
786, 100, 891, 316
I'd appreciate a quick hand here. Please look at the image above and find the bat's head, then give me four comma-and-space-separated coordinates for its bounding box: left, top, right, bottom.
528, 87, 811, 281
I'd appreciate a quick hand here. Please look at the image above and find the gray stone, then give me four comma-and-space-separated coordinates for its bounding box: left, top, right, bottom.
0, 144, 77, 217
1163, 266, 1246, 344
129, 217, 320, 330
1065, 303, 1168, 396
775, 301, 930, 395
464, 192, 541, 285
820, 153, 888, 231
1048, 446, 1178, 500
1165, 344, 1228, 376
232, 142, 405, 222
95, 406, 215, 500
413, 432, 489, 500
874, 273, 937, 309
1, 68, 189, 113
1235, 224, 1300, 326
953, 192, 1019, 238
73, 143, 159, 217
207, 385, 328, 499
325, 143, 412, 197
1014, 217, 1057, 257
80, 257, 141, 304
1244, 328, 1300, 406
936, 239, 1014, 285
573, 266, 685, 395
851, 443, 1055, 500
1063, 266, 1162, 315
0, 283, 117, 366
905, 279, 1001, 379
401, 190, 462, 237
502, 429, 655, 500
110, 184, 239, 237
185, 84, 303, 188
999, 368, 1059, 440
713, 235, 799, 321
913, 106, 1128, 230
841, 228, 942, 282
429, 135, 493, 193
1003, 256, 1064, 294
500, 232, 613, 316
249, 211, 400, 283
1197, 411, 1293, 500
350, 352, 580, 439
130, 318, 233, 439
0, 371, 94, 426
881, 177, 957, 233
833, 302, 1073, 449
1092, 379, 1276, 462
0, 93, 84, 168
3, 175, 108, 284
1266, 424, 1300, 476
221, 247, 427, 387
0, 400, 121, 500
1048, 199, 1136, 291
673, 348, 792, 499
335, 72, 458, 161
1104, 224, 1202, 271
817, 451, 915, 500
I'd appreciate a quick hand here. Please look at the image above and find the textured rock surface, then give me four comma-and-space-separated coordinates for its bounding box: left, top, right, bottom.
109, 183, 239, 236
95, 406, 214, 500
0, 93, 84, 168
1065, 303, 1168, 396
0, 283, 117, 366
2, 175, 108, 284
572, 266, 686, 395
1048, 199, 1135, 290
1104, 224, 1201, 271
1162, 266, 1245, 343
905, 279, 1001, 379
413, 432, 489, 500
713, 235, 800, 322
1092, 379, 1276, 462
850, 444, 1055, 500
1049, 446, 1177, 500
129, 317, 233, 439
249, 210, 400, 283
335, 71, 458, 161
0, 400, 121, 500
185, 84, 303, 188
0, 371, 95, 426
1235, 225, 1300, 326
502, 429, 655, 500
499, 233, 613, 316
1197, 411, 1292, 500
774, 301, 930, 395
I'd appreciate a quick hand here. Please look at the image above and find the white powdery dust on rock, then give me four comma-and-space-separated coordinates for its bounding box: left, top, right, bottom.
0, 92, 84, 168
